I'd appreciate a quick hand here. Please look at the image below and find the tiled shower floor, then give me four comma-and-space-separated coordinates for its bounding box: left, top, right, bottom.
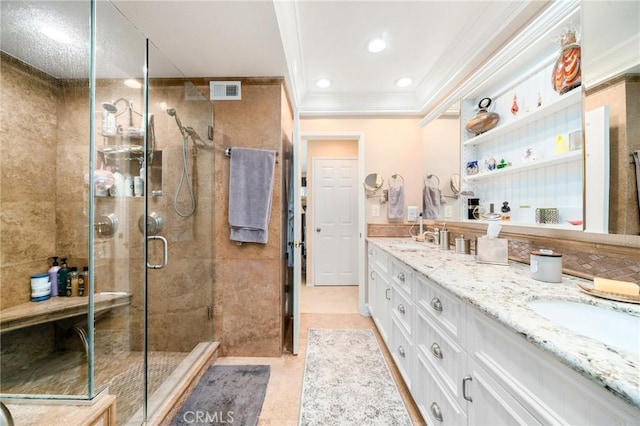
1, 350, 188, 424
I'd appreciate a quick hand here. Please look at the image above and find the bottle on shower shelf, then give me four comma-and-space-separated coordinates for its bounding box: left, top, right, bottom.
57, 258, 69, 297
48, 256, 60, 297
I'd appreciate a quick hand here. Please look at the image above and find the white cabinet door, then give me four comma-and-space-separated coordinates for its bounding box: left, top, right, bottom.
367, 244, 391, 343
466, 357, 542, 426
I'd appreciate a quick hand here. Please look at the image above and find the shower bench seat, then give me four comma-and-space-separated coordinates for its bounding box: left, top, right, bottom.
0, 292, 131, 334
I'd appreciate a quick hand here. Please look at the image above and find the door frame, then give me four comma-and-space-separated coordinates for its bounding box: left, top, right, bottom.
300, 131, 366, 315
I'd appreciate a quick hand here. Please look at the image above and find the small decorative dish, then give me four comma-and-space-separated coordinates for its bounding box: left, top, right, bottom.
577, 282, 640, 304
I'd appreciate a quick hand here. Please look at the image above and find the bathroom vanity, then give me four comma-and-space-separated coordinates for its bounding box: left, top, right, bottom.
367, 237, 640, 425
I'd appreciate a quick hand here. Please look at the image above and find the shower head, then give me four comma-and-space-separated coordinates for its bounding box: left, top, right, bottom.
103, 98, 135, 126
102, 102, 118, 114
166, 108, 185, 133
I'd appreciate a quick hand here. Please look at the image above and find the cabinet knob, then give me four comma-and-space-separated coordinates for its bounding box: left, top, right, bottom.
430, 342, 443, 359
398, 346, 405, 357
397, 304, 405, 314
430, 402, 443, 422
398, 272, 405, 282
430, 297, 443, 312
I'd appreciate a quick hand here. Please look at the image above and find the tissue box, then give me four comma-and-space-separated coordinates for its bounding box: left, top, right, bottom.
475, 237, 509, 265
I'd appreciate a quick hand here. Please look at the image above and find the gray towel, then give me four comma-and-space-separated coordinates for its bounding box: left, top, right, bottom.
387, 185, 405, 220
229, 147, 277, 244
423, 184, 441, 219
634, 150, 640, 212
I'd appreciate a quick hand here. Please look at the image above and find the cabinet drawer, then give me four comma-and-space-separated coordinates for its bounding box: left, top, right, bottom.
415, 274, 463, 341
390, 258, 413, 296
391, 285, 414, 337
415, 309, 465, 404
391, 316, 414, 390
416, 351, 467, 426
368, 244, 389, 274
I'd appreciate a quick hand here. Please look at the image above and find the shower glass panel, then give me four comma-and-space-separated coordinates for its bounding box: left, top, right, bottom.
0, 0, 215, 423
0, 0, 93, 399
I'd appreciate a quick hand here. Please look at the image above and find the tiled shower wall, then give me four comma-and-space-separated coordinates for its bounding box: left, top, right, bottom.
207, 79, 289, 357
584, 75, 640, 236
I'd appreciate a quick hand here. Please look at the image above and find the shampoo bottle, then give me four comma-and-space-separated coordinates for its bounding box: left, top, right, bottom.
79, 266, 89, 296
66, 267, 78, 297
57, 258, 69, 297
48, 256, 60, 297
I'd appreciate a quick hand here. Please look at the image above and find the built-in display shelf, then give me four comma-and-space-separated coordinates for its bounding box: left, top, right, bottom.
464, 150, 582, 181
460, 218, 582, 230
463, 89, 582, 147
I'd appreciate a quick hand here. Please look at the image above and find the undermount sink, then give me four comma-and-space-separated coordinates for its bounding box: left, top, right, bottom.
527, 299, 640, 354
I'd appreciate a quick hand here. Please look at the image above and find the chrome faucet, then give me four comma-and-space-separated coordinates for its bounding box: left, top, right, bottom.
422, 227, 440, 245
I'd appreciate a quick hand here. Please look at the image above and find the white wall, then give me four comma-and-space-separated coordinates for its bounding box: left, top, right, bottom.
301, 117, 424, 224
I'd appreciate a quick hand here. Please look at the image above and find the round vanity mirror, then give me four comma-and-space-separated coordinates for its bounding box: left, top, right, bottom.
364, 173, 383, 192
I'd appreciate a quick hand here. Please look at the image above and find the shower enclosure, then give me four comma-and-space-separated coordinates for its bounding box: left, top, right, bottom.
0, 1, 215, 424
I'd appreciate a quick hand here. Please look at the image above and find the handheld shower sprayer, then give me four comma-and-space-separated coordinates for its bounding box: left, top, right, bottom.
166, 108, 184, 131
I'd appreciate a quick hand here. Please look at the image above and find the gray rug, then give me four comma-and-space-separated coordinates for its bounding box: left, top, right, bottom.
172, 365, 270, 426
299, 328, 412, 425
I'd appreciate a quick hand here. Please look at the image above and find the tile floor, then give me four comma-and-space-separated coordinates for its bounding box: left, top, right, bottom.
215, 284, 424, 425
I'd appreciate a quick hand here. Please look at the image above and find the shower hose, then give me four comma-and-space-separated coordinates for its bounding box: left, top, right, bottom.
174, 132, 197, 217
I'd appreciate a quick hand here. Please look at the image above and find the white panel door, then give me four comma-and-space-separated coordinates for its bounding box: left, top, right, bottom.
313, 158, 358, 286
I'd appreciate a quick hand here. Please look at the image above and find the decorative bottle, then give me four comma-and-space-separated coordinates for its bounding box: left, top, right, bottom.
501, 201, 511, 221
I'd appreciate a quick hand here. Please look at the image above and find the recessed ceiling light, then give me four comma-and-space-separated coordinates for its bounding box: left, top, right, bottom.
395, 77, 413, 88
367, 37, 386, 53
124, 79, 142, 89
40, 25, 71, 44
316, 78, 331, 89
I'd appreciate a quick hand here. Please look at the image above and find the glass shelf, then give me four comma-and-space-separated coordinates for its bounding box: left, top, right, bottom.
464, 150, 582, 181
463, 89, 582, 147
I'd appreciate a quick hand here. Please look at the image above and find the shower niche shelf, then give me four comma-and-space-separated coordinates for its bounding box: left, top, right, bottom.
96, 149, 164, 197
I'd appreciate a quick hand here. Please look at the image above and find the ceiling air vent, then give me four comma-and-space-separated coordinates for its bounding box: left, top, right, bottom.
209, 81, 241, 100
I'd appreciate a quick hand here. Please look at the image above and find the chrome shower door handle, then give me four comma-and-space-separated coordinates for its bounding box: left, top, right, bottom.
147, 235, 169, 269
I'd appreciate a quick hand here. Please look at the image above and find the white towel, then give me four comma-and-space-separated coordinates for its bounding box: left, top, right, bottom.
387, 185, 405, 220
228, 147, 276, 244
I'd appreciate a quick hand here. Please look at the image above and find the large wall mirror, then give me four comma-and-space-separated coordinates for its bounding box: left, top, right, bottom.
438, 1, 639, 243
582, 1, 640, 237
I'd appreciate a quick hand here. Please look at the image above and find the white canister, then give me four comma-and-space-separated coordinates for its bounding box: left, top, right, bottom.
31, 273, 51, 301
530, 250, 563, 283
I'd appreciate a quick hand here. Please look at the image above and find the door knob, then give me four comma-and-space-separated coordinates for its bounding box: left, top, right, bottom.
316, 228, 321, 232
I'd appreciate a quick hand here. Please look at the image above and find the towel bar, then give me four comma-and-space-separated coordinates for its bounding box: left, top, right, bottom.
225, 148, 279, 163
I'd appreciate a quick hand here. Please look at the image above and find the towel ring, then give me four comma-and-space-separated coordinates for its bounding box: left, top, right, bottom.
389, 173, 404, 187
425, 174, 440, 189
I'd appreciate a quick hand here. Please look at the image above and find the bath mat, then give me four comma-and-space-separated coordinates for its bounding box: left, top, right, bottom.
299, 328, 411, 425
171, 364, 270, 426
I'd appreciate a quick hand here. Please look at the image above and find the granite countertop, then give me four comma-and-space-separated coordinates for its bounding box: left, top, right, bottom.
367, 237, 640, 410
